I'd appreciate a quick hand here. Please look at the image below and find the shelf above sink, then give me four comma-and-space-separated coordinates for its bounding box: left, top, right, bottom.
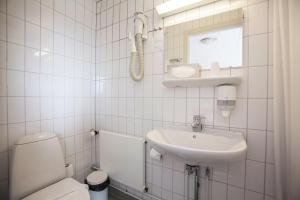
162, 76, 242, 88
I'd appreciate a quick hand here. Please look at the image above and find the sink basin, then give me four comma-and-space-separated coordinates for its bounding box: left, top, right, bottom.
146, 128, 247, 164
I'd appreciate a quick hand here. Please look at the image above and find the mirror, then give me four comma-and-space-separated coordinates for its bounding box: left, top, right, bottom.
187, 26, 242, 69
164, 9, 244, 71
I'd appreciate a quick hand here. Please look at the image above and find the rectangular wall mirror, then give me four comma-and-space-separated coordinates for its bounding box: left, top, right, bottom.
187, 25, 243, 69
164, 8, 244, 71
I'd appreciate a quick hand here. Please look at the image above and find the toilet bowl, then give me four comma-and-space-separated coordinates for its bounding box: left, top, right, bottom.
9, 133, 90, 200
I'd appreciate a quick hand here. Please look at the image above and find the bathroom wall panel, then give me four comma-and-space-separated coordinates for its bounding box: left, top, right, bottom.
95, 0, 274, 200
0, 0, 97, 198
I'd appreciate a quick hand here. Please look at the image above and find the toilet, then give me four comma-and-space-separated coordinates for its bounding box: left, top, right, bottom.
9, 132, 90, 200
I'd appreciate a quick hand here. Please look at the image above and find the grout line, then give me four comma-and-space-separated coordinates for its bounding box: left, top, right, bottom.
5, 0, 9, 198
38, 0, 42, 133
24, 0, 27, 135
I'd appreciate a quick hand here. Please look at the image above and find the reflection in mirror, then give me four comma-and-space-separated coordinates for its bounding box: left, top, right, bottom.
164, 8, 244, 73
188, 26, 243, 69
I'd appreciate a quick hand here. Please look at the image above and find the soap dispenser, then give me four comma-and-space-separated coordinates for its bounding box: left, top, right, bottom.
217, 85, 236, 117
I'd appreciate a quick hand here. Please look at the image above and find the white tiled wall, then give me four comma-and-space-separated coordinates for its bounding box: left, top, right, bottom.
0, 0, 97, 198
95, 0, 275, 200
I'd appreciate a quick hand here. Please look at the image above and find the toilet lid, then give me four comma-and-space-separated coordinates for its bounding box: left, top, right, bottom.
23, 178, 90, 200
87, 170, 108, 185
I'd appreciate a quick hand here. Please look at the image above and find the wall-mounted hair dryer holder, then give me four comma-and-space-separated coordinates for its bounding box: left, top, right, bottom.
129, 12, 148, 81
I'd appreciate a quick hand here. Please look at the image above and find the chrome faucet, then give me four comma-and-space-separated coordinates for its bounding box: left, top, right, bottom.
191, 115, 204, 132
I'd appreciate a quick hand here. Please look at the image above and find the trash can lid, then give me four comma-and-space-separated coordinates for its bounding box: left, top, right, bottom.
86, 171, 108, 186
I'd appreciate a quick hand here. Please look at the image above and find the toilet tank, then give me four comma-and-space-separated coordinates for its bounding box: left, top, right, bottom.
9, 133, 66, 200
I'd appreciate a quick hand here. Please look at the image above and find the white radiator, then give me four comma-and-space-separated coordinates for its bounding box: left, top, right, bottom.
99, 130, 145, 192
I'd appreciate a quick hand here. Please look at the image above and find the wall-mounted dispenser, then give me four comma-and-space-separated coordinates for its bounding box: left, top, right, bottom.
217, 85, 236, 117
129, 12, 148, 81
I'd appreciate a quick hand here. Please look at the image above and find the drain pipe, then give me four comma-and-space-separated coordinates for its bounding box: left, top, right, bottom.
186, 165, 200, 200
185, 164, 211, 200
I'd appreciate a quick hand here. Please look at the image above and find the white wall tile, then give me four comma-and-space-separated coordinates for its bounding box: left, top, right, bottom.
247, 130, 266, 162
41, 5, 54, 29
245, 160, 265, 193
248, 66, 268, 98
41, 97, 53, 119
213, 164, 228, 183
113, 4, 120, 24
7, 70, 24, 96
227, 186, 244, 200
230, 99, 247, 128
172, 171, 184, 196
120, 1, 127, 20
228, 160, 245, 187
66, 0, 76, 18
153, 164, 162, 187
54, 0, 65, 14
54, 33, 65, 55
40, 74, 53, 96
25, 47, 40, 73
7, 43, 25, 70
211, 181, 227, 200
8, 97, 25, 123
41, 0, 54, 8
0, 125, 8, 153
249, 34, 268, 66
0, 98, 7, 125
25, 97, 40, 121
25, 72, 40, 96
8, 122, 25, 148
200, 98, 214, 125
41, 28, 53, 52
245, 190, 264, 200
26, 121, 41, 134
0, 13, 6, 41
8, 0, 25, 19
0, 41, 6, 69
248, 99, 267, 130
163, 98, 174, 122
174, 98, 186, 123
26, 0, 41, 25
54, 11, 65, 34
7, 16, 25, 45
0, 69, 6, 97
26, 23, 41, 49
186, 98, 199, 123
248, 1, 268, 35
40, 53, 53, 74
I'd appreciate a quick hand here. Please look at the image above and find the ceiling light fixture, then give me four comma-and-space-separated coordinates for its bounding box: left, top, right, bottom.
156, 0, 218, 17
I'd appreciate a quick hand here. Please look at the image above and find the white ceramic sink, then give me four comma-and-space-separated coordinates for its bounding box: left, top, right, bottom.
146, 128, 247, 164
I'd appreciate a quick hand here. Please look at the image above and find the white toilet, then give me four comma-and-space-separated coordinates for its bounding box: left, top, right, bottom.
9, 132, 90, 200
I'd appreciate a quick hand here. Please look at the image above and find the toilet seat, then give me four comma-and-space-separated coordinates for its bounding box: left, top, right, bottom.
22, 178, 90, 200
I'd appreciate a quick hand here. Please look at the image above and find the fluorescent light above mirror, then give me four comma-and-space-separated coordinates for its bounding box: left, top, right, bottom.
156, 0, 218, 17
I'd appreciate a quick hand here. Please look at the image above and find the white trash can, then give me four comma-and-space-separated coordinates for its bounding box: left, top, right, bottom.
85, 170, 110, 200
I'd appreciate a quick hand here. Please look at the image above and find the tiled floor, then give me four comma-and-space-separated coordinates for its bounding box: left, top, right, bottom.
108, 187, 138, 200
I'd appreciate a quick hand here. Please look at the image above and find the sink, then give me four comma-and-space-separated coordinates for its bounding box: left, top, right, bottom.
146, 128, 247, 164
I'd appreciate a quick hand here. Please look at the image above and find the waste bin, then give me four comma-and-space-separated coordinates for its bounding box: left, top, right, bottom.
85, 170, 110, 200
